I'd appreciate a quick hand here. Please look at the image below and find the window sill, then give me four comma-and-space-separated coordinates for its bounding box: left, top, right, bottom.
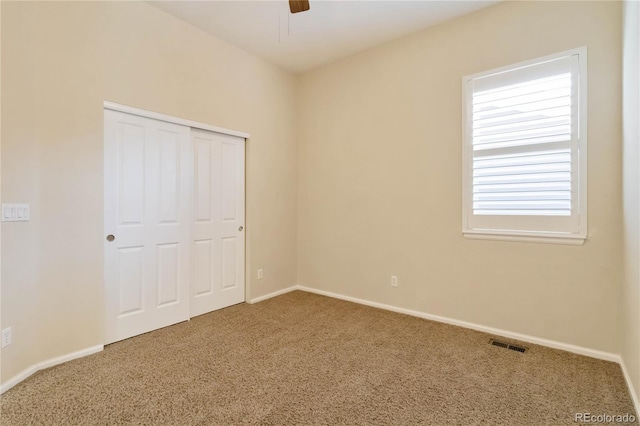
463, 231, 586, 246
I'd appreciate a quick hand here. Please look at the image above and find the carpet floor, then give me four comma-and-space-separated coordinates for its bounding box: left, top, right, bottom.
0, 291, 637, 425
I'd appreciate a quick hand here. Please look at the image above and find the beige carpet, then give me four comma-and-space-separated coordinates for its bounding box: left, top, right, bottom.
1, 291, 637, 425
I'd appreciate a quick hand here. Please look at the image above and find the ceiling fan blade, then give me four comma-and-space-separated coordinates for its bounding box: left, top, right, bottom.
289, 0, 310, 14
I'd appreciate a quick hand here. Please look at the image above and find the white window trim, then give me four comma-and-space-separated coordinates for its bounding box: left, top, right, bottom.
461, 47, 588, 245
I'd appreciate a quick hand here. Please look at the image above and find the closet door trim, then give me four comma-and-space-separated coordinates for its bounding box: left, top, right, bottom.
104, 101, 250, 139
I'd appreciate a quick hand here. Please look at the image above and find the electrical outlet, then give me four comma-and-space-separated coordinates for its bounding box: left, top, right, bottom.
1, 327, 12, 348
257, 269, 264, 280
391, 275, 398, 287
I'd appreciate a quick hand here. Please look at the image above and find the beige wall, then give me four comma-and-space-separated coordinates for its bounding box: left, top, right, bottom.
2, 2, 43, 383
298, 1, 623, 353
1, 1, 298, 383
623, 0, 640, 406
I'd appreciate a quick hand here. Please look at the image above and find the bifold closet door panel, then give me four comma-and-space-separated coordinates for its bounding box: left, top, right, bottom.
104, 110, 191, 344
191, 129, 245, 317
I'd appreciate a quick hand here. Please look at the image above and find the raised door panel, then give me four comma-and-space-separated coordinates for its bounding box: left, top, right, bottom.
157, 243, 180, 307
194, 137, 213, 224
118, 124, 146, 226
221, 142, 238, 222
117, 246, 144, 316
193, 239, 214, 297
157, 131, 181, 224
221, 237, 238, 290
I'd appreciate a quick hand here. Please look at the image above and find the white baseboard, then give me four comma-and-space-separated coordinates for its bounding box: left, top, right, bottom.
247, 286, 298, 304
296, 285, 620, 363
1, 344, 103, 394
620, 357, 640, 416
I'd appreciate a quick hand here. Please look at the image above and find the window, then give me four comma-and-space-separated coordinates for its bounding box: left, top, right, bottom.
462, 48, 587, 244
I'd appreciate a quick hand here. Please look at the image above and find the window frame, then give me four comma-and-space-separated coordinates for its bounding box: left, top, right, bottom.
462, 47, 588, 245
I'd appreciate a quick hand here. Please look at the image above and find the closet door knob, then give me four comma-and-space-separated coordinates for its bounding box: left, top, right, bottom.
238, 226, 244, 232
106, 234, 115, 242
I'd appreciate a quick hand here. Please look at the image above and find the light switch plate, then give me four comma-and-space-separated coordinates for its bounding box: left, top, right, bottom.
1, 327, 12, 348
1, 204, 30, 222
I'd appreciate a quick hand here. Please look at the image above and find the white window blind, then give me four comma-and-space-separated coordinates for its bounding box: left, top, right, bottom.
463, 48, 587, 243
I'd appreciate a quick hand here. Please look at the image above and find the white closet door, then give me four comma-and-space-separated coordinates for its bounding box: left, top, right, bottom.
191, 129, 245, 317
104, 110, 191, 344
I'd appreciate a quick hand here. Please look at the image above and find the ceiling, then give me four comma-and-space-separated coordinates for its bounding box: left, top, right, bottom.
151, 0, 499, 74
